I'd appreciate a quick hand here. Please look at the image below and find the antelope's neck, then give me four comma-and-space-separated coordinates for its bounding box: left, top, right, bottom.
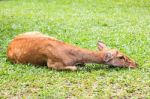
69, 47, 105, 64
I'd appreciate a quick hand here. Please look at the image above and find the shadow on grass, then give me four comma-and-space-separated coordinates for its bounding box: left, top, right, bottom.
77, 64, 130, 73
5, 57, 131, 73
6, 60, 129, 73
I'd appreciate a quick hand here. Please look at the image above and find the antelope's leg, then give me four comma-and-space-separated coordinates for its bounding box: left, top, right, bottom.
63, 66, 77, 71
47, 60, 77, 71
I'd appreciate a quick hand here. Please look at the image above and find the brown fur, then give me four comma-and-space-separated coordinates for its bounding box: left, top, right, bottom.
7, 32, 137, 71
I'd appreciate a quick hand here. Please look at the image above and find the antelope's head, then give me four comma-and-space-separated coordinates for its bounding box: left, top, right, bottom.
97, 41, 137, 68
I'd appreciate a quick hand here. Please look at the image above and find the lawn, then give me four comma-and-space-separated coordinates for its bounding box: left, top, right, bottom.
0, 0, 150, 98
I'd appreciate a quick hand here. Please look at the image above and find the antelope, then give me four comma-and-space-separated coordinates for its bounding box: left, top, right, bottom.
7, 32, 137, 71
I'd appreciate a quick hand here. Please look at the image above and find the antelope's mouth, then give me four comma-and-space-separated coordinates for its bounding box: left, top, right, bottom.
128, 62, 138, 68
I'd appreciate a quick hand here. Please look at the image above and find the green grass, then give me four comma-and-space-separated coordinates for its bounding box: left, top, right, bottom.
0, 0, 150, 98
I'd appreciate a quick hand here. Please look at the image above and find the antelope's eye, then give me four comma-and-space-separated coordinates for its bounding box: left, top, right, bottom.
118, 56, 124, 59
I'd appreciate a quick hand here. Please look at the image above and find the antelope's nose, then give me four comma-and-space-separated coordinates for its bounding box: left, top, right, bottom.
129, 62, 138, 68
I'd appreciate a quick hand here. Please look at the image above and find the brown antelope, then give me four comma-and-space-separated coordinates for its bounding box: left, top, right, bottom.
7, 32, 137, 71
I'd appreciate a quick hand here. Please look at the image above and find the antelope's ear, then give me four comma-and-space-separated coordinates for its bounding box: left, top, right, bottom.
97, 41, 107, 50
104, 52, 113, 62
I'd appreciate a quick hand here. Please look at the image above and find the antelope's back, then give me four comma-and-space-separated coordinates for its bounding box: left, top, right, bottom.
7, 32, 55, 65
